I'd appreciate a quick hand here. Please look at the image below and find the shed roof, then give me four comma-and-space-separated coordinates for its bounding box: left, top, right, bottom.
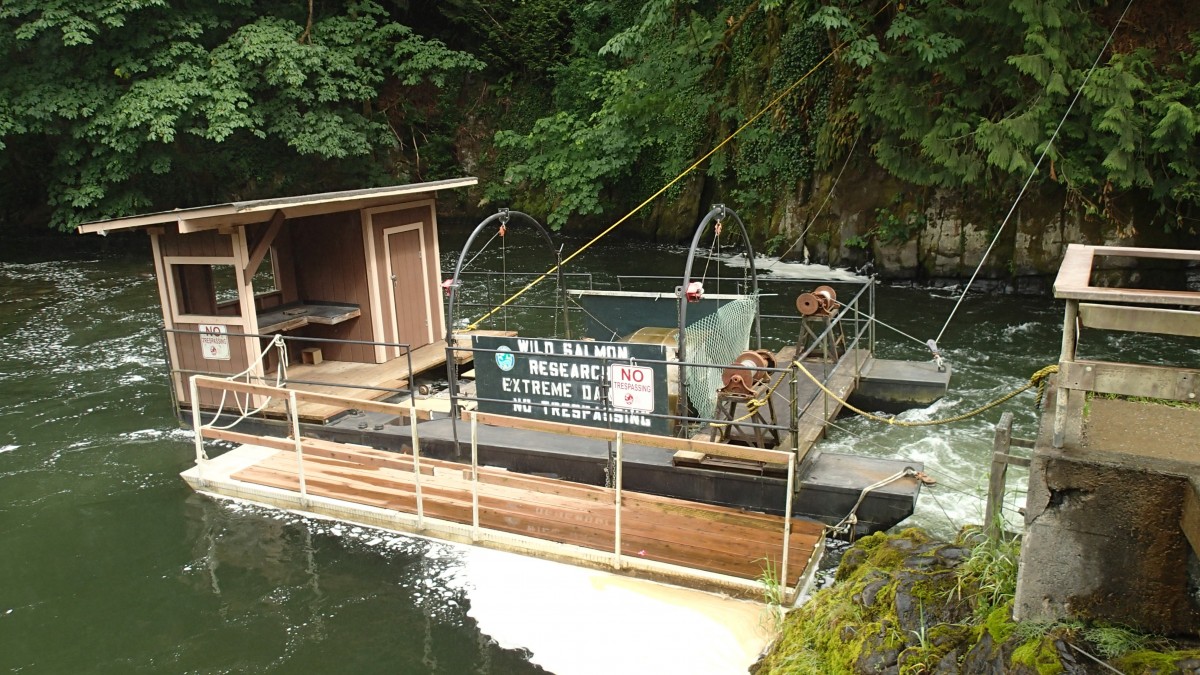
77, 177, 478, 234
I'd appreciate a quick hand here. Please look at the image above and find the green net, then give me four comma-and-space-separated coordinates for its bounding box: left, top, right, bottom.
684, 294, 759, 420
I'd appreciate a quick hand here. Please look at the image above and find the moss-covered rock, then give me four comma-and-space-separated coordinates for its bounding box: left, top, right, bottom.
752, 529, 1200, 674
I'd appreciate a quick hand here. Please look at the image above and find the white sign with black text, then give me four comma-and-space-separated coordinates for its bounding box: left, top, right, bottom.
199, 324, 231, 361
608, 363, 655, 413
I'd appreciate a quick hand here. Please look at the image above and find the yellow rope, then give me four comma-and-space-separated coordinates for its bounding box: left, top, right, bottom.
791, 362, 1060, 427
462, 3, 893, 332
708, 366, 794, 429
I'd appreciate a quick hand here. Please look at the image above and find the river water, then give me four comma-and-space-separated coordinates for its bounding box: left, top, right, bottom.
1, 229, 1190, 673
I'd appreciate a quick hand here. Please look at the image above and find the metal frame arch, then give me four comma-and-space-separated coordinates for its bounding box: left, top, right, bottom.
675, 204, 761, 421
444, 209, 567, 455
444, 208, 562, 347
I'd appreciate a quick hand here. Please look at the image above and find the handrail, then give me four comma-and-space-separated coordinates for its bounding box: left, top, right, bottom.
444, 341, 797, 441
189, 360, 806, 595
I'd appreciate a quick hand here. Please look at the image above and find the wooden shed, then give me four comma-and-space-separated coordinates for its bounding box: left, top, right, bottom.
78, 178, 476, 413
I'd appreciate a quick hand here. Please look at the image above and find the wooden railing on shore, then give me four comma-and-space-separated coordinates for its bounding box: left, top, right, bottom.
1051, 244, 1200, 447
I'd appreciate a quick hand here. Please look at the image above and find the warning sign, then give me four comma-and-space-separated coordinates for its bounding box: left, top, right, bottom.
199, 324, 230, 361
608, 363, 655, 412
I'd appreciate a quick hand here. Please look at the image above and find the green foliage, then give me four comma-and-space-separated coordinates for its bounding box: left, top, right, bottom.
493, 0, 722, 229
0, 0, 482, 230
1082, 624, 1151, 660
1011, 635, 1065, 675
959, 528, 1021, 617
436, 0, 573, 77
835, 0, 1200, 231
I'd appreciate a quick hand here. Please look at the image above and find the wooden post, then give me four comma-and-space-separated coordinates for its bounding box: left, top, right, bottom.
613, 432, 624, 570
289, 391, 307, 504
1053, 300, 1078, 447
190, 376, 205, 484
471, 410, 480, 541
986, 412, 1014, 540
410, 405, 424, 530
781, 452, 795, 592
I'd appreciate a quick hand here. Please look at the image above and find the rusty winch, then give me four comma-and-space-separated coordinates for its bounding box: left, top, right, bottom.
795, 285, 838, 317
718, 349, 777, 397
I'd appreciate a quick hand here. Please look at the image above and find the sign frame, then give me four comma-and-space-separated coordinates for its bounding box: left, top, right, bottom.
471, 335, 669, 435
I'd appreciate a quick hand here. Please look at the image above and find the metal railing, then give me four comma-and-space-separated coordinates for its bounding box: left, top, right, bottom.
446, 270, 594, 312
186, 373, 814, 600
161, 327, 417, 423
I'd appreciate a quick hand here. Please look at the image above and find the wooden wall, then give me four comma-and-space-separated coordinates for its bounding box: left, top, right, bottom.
367, 202, 445, 355
287, 212, 375, 363
171, 324, 254, 407
158, 229, 233, 258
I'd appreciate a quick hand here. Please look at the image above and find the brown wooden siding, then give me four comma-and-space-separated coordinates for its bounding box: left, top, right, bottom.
369, 203, 445, 351
158, 228, 233, 258
172, 321, 253, 407
287, 212, 374, 363
272, 221, 300, 305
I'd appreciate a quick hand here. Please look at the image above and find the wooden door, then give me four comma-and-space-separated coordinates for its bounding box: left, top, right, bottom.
386, 227, 432, 350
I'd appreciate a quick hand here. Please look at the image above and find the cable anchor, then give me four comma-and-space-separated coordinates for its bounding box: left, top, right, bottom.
498, 208, 510, 236
926, 338, 945, 372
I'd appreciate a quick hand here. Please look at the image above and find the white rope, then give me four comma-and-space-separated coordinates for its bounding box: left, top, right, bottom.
935, 0, 1136, 345
830, 467, 918, 536
202, 334, 289, 431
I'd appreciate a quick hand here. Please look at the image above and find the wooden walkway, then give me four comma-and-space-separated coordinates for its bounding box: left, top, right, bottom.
255, 331, 512, 423
227, 439, 823, 588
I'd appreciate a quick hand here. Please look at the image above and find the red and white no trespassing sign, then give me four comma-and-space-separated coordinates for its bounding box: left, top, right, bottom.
199, 324, 230, 361
608, 364, 655, 412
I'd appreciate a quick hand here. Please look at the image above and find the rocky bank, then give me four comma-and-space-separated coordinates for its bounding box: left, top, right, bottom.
752, 528, 1200, 674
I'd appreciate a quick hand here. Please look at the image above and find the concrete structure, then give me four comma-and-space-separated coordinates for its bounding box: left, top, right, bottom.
1014, 244, 1200, 635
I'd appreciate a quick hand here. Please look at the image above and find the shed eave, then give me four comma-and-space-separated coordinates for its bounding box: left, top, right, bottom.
76, 177, 478, 235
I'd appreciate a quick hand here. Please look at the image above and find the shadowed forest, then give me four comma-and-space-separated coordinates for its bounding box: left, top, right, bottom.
1, 1, 1197, 251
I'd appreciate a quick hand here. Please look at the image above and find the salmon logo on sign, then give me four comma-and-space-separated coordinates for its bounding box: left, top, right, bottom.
608, 364, 654, 413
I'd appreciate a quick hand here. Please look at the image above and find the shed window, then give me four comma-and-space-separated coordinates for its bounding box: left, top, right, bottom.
172, 264, 242, 317
252, 251, 279, 295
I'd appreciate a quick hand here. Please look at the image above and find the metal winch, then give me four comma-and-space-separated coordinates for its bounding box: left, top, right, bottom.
710, 349, 781, 448
795, 285, 838, 317
718, 349, 777, 396
795, 285, 845, 361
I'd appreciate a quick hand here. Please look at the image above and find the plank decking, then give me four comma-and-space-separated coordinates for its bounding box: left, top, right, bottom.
222, 439, 823, 589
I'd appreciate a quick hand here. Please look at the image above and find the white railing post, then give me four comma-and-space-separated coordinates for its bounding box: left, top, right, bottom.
190, 376, 206, 484
471, 410, 480, 541
409, 405, 424, 530
781, 453, 796, 594
613, 431, 624, 570
288, 390, 307, 504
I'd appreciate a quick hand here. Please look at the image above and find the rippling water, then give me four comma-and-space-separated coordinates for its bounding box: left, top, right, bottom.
2, 231, 1193, 673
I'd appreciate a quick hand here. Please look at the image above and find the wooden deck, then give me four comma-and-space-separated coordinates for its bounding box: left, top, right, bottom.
255, 340, 446, 422
224, 438, 823, 589
254, 331, 512, 423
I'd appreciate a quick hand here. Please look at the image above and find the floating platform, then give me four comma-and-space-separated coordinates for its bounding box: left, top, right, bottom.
183, 439, 825, 601
851, 359, 952, 414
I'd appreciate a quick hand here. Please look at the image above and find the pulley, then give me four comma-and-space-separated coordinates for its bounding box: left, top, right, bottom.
676, 281, 704, 303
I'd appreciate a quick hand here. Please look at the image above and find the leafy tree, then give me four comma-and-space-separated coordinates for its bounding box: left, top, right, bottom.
0, 0, 482, 230
818, 0, 1200, 229
494, 0, 727, 229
